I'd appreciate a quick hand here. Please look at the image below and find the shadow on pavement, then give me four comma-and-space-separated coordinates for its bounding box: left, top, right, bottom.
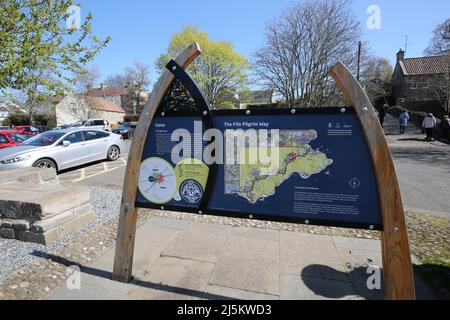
301, 265, 384, 300
32, 251, 237, 300
391, 147, 450, 169
413, 264, 450, 300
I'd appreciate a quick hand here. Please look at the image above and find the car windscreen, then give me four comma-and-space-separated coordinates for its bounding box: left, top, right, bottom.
72, 121, 87, 127
23, 132, 65, 146
9, 134, 31, 143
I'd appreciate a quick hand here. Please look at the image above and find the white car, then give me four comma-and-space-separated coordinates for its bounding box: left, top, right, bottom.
0, 128, 124, 172
72, 119, 112, 132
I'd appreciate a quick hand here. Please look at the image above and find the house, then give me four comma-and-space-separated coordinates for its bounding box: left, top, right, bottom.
237, 90, 275, 109
55, 93, 125, 126
391, 49, 450, 116
88, 84, 150, 119
0, 102, 27, 124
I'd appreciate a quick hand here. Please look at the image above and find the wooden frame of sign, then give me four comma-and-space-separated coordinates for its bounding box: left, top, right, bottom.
112, 42, 415, 300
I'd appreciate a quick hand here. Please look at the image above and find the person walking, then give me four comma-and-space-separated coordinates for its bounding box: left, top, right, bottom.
378, 104, 387, 127
439, 115, 450, 141
399, 110, 410, 134
422, 113, 437, 141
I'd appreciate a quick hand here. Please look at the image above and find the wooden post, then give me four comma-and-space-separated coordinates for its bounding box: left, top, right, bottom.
112, 43, 202, 282
329, 62, 415, 300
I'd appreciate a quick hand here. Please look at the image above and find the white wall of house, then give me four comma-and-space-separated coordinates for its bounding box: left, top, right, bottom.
56, 94, 125, 126
55, 94, 84, 126
92, 110, 124, 126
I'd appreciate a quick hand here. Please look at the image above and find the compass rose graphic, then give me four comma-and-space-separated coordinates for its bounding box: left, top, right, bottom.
138, 158, 177, 204
349, 177, 361, 189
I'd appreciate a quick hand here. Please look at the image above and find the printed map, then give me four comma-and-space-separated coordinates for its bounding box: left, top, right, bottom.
225, 130, 333, 204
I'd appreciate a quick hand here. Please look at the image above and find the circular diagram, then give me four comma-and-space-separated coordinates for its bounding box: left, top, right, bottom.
138, 158, 177, 204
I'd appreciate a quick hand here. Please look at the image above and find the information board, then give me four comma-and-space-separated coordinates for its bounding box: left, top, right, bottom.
135, 108, 382, 230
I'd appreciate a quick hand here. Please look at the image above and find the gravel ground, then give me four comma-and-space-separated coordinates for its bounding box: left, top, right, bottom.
0, 187, 122, 283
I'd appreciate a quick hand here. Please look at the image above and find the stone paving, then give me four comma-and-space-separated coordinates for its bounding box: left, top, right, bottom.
36, 215, 433, 300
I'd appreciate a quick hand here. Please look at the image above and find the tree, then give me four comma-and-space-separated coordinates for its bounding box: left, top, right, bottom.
252, 0, 364, 107
424, 19, 450, 114
106, 62, 151, 117
125, 62, 150, 117
425, 19, 450, 56
74, 66, 102, 94
0, 0, 110, 116
361, 57, 393, 107
156, 26, 248, 108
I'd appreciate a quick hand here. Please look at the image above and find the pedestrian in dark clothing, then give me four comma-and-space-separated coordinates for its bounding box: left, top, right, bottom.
378, 105, 387, 126
439, 115, 450, 141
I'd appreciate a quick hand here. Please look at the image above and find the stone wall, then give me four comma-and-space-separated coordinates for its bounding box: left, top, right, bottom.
0, 168, 95, 245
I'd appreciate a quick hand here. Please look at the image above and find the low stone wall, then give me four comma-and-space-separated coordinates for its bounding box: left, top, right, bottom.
0, 168, 95, 245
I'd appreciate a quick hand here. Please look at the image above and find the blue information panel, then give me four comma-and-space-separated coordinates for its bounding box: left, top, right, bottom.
136, 109, 382, 230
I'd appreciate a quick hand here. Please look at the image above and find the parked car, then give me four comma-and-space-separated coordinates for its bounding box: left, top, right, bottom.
72, 119, 112, 132
112, 122, 136, 139
0, 126, 10, 131
0, 129, 124, 172
0, 131, 31, 149
53, 124, 72, 131
35, 125, 53, 134
15, 126, 39, 136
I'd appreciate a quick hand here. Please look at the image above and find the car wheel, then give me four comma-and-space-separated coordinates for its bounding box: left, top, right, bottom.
33, 159, 57, 170
107, 145, 120, 161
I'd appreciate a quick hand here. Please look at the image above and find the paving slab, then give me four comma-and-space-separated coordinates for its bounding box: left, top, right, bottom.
163, 222, 231, 263
210, 235, 280, 296
280, 232, 348, 282
129, 257, 215, 300
280, 274, 358, 300
204, 285, 279, 300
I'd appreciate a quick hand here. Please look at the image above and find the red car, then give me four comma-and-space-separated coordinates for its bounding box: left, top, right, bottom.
0, 131, 31, 149
14, 126, 39, 136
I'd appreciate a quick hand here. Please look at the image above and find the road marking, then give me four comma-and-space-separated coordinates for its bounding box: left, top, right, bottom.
71, 163, 126, 183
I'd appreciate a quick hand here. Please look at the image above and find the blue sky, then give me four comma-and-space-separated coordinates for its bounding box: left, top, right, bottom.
78, 0, 450, 84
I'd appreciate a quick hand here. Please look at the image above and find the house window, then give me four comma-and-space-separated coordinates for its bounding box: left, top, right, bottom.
420, 78, 429, 89
409, 78, 418, 89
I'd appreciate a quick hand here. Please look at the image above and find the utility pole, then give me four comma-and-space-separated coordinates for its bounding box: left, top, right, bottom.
357, 41, 362, 81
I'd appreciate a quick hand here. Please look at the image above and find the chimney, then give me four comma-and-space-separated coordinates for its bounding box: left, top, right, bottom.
397, 49, 405, 62
100, 83, 106, 90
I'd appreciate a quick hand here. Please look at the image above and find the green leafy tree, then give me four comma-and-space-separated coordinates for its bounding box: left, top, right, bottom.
156, 26, 248, 109
0, 0, 110, 121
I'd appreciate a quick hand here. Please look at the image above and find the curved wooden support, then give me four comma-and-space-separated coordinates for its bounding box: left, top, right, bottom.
329, 62, 415, 300
112, 42, 202, 283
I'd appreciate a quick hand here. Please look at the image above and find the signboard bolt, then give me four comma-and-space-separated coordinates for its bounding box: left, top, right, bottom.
203, 111, 208, 116
363, 107, 368, 112
369, 225, 374, 230
340, 108, 346, 113
172, 66, 177, 71
145, 112, 150, 117
291, 109, 296, 114
249, 215, 253, 219
161, 112, 165, 117
246, 110, 251, 115
393, 227, 399, 233
161, 206, 165, 210
198, 211, 203, 215
305, 220, 310, 224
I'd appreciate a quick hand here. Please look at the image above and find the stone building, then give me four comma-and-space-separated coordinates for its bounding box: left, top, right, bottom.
391, 49, 450, 116
55, 93, 125, 126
